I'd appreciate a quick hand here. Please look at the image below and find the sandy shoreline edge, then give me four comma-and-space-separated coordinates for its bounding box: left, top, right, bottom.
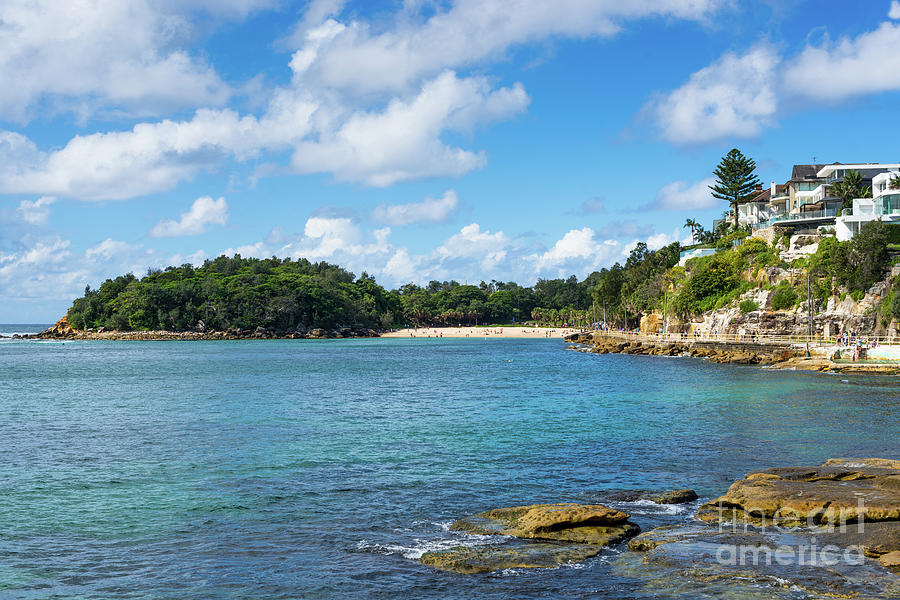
381, 326, 579, 338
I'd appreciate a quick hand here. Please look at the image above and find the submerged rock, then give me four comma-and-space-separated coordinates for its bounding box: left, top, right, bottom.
421, 503, 639, 573
880, 550, 900, 570
450, 503, 639, 545
616, 457, 900, 598
617, 524, 900, 599
421, 542, 602, 574
605, 489, 698, 505
697, 458, 900, 547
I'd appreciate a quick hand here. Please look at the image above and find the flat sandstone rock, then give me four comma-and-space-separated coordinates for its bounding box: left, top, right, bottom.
696, 457, 900, 555
422, 503, 640, 573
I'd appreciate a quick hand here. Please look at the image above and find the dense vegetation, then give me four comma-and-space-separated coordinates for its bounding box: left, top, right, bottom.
68, 256, 402, 332
673, 220, 898, 318
64, 220, 899, 333
65, 243, 685, 332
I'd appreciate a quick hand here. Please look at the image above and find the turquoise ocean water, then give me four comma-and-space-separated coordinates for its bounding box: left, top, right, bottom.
1, 328, 899, 598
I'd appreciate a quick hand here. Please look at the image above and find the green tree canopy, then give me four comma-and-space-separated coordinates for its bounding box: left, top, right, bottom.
829, 170, 872, 210
709, 148, 761, 229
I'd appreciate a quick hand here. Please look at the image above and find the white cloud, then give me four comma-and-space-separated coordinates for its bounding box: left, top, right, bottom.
649, 177, 717, 210
16, 196, 55, 224
0, 0, 230, 122
0, 101, 315, 200
0, 71, 524, 198
530, 227, 622, 276
215, 219, 679, 287
890, 1, 900, 20
85, 238, 136, 262
289, 0, 724, 96
150, 196, 229, 238
645, 230, 680, 250
0, 0, 727, 198
383, 248, 418, 283
647, 45, 779, 143
436, 223, 508, 267
784, 21, 900, 102
650, 10, 900, 143
372, 190, 459, 226
290, 71, 529, 186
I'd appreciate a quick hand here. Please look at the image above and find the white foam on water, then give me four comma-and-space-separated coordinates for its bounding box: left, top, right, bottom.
356, 533, 499, 560
608, 499, 693, 516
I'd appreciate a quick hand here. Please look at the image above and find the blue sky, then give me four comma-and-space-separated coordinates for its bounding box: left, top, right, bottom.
2, 0, 900, 321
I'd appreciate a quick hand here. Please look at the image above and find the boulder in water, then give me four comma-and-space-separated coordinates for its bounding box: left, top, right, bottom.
421, 542, 602, 574
450, 503, 639, 545
421, 503, 639, 573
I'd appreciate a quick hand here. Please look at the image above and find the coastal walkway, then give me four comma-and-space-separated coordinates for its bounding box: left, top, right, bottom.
585, 330, 900, 363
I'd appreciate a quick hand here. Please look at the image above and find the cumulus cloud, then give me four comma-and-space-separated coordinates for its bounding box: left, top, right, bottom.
649, 7, 900, 143
0, 0, 732, 200
529, 227, 622, 276
288, 0, 725, 96
646, 45, 779, 143
150, 196, 229, 238
16, 196, 55, 224
784, 20, 900, 103
85, 238, 136, 262
0, 236, 85, 317
647, 177, 717, 211
372, 190, 459, 226
0, 0, 231, 122
290, 71, 529, 186
0, 71, 525, 198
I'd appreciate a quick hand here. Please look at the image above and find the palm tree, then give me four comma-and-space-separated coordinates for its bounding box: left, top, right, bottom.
683, 218, 700, 244
829, 169, 871, 210
889, 174, 900, 190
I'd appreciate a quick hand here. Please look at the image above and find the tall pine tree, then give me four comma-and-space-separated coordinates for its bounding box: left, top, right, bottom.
709, 148, 761, 229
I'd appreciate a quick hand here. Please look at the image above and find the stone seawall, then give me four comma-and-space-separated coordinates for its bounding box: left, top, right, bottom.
565, 332, 900, 374
565, 332, 800, 366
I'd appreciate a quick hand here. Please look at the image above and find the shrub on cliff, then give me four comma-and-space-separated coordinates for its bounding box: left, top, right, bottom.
883, 278, 900, 321
770, 282, 798, 311
808, 221, 893, 295
739, 299, 759, 313
674, 253, 742, 314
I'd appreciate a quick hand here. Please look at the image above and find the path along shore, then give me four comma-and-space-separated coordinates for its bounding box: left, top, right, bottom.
565, 330, 900, 375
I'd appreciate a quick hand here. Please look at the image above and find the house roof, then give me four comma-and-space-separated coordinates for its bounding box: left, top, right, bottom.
749, 184, 788, 204
816, 163, 900, 178
790, 164, 826, 181
748, 188, 770, 203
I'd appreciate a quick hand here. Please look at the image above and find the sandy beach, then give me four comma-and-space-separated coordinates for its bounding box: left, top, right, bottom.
381, 326, 583, 339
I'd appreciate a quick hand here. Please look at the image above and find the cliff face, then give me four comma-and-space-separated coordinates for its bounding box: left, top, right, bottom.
641, 268, 899, 340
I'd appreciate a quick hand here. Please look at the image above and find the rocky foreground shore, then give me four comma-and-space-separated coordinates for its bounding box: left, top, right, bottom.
565, 331, 900, 375
15, 315, 381, 341
422, 458, 900, 597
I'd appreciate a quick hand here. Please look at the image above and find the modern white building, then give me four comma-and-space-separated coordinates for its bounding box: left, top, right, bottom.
834, 168, 900, 241
738, 184, 785, 227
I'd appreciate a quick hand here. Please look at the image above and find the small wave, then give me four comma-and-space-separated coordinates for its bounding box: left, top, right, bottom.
356, 533, 498, 560
607, 499, 694, 515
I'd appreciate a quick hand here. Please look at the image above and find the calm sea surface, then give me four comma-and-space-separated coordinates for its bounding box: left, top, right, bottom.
2, 329, 899, 598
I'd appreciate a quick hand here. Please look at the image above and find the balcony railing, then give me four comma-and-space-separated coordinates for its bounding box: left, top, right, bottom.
770, 208, 838, 223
